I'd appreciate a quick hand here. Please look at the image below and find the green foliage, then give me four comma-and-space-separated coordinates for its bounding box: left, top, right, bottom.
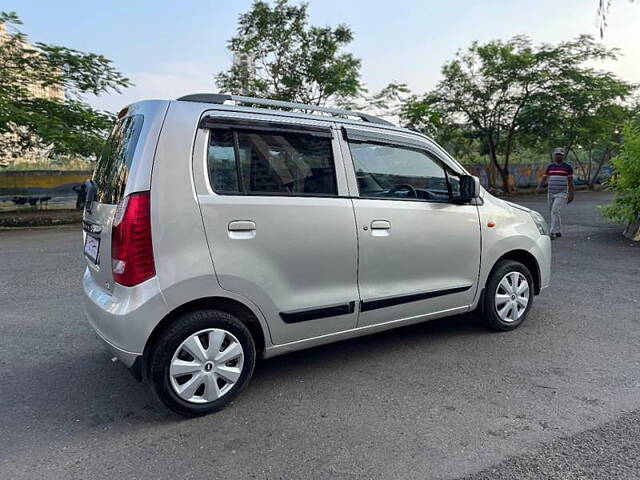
11, 98, 116, 156
400, 91, 479, 160
361, 82, 410, 113
520, 67, 633, 187
600, 123, 640, 223
521, 67, 632, 147
0, 11, 130, 159
399, 35, 634, 191
339, 81, 411, 123
215, 0, 362, 105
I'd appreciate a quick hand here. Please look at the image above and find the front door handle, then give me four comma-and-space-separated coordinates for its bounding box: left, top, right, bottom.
370, 220, 391, 237
228, 220, 256, 231
371, 220, 391, 230
228, 220, 256, 239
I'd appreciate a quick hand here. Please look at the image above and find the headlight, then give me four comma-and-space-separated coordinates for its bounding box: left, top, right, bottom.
530, 210, 549, 236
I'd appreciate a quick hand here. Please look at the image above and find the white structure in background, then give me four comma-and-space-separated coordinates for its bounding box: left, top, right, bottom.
232, 52, 256, 95
0, 23, 64, 101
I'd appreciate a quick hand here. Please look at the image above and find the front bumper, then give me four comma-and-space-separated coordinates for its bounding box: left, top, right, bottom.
537, 234, 552, 291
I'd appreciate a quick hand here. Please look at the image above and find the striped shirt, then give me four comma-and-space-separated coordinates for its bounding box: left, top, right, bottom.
545, 162, 573, 194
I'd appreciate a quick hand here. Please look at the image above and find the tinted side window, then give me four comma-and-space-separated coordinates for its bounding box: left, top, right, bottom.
93, 115, 144, 204
207, 128, 337, 196
348, 141, 451, 202
208, 129, 239, 193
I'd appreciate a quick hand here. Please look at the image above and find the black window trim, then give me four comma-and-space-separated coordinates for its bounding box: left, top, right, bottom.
205, 121, 340, 198
343, 126, 426, 150
343, 127, 464, 205
201, 116, 334, 138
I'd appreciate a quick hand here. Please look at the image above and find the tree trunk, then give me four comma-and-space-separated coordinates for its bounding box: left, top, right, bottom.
570, 150, 587, 186
623, 214, 640, 241
498, 165, 511, 193
588, 147, 610, 190
486, 137, 511, 192
487, 161, 499, 189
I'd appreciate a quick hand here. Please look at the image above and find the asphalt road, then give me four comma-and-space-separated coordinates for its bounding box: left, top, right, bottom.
0, 191, 638, 479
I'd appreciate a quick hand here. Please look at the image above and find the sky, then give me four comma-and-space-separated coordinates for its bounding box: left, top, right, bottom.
6, 0, 640, 113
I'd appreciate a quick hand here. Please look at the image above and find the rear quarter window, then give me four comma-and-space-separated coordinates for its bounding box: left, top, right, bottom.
93, 114, 144, 204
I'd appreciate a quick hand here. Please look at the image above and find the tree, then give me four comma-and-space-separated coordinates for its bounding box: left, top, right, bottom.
568, 106, 627, 190
521, 68, 634, 189
338, 81, 411, 124
350, 82, 410, 118
400, 91, 478, 161
0, 11, 130, 160
402, 36, 622, 192
215, 0, 362, 105
600, 121, 640, 240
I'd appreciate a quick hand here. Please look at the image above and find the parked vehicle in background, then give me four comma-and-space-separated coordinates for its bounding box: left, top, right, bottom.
82, 94, 551, 416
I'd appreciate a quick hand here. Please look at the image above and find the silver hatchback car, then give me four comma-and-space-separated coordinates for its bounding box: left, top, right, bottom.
82, 94, 551, 416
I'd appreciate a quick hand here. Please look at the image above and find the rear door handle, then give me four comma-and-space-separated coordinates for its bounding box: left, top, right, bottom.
228, 220, 256, 239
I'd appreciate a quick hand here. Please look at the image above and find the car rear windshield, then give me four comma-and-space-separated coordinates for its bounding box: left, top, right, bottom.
93, 114, 144, 204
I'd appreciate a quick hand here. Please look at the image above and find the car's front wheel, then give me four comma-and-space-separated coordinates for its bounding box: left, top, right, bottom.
481, 259, 534, 331
148, 309, 256, 417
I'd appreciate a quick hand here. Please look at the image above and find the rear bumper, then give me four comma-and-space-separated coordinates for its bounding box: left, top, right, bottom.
93, 328, 140, 368
82, 268, 168, 360
94, 329, 143, 381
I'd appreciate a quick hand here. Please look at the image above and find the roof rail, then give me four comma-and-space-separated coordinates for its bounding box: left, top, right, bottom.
177, 93, 394, 126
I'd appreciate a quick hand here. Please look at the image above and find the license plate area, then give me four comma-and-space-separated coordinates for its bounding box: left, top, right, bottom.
84, 234, 100, 264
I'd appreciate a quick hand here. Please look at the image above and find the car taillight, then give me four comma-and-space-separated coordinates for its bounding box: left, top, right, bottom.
111, 191, 155, 286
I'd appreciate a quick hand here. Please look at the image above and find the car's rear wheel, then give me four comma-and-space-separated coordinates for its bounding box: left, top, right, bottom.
481, 259, 534, 331
148, 309, 256, 417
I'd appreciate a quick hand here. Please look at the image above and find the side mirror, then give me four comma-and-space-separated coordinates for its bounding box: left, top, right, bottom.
459, 175, 480, 202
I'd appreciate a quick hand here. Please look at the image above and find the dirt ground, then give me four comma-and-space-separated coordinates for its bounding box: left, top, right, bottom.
0, 208, 82, 227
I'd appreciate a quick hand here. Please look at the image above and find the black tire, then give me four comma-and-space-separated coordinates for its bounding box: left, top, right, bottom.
481, 259, 534, 331
148, 309, 256, 417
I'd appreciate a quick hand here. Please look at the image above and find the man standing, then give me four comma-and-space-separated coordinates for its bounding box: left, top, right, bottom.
536, 147, 574, 239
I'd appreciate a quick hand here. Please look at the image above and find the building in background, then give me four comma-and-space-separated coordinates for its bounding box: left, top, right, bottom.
0, 23, 64, 101
0, 23, 64, 167
233, 52, 256, 95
